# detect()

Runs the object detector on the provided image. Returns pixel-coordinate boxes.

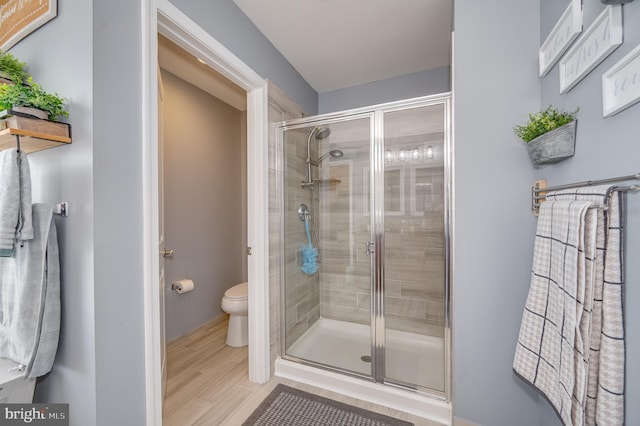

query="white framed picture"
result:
[559,5,623,94]
[539,0,582,77]
[602,44,640,117]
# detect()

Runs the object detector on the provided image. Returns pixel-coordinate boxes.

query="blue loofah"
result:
[301,244,318,275]
[301,218,318,275]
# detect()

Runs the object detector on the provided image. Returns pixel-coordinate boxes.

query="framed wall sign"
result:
[559,5,623,94]
[539,0,583,77]
[0,0,57,51]
[602,44,640,117]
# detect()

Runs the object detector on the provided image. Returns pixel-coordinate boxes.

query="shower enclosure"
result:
[278,94,451,399]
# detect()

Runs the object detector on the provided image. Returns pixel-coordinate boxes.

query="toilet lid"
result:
[224,282,248,300]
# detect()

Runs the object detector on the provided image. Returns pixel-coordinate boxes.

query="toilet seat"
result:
[224,282,247,300]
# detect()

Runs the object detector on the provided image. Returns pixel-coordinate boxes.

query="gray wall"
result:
[20,0,640,425]
[162,70,246,341]
[10,0,97,424]
[318,67,451,114]
[453,0,542,425]
[10,1,318,424]
[169,0,318,115]
[538,2,640,425]
[93,1,148,424]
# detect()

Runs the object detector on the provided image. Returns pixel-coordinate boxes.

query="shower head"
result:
[306,127,333,163]
[305,126,335,180]
[316,149,344,164]
[314,127,331,140]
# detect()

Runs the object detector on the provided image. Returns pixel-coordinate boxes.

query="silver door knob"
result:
[161,249,174,258]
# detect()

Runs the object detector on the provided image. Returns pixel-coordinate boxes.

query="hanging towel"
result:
[0,204,60,378]
[514,185,625,426]
[0,149,33,256]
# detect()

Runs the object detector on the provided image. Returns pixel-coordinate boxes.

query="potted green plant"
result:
[0,51,28,85]
[0,77,68,121]
[514,106,578,165]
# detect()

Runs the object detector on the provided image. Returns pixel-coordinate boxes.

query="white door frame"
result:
[141,1,270,424]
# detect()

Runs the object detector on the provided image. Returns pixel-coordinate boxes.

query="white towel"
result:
[514,185,625,425]
[0,204,60,378]
[0,149,33,256]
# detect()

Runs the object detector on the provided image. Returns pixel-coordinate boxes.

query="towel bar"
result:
[532,172,640,215]
[54,202,68,217]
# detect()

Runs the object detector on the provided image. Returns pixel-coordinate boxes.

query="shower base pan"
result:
[277,318,450,424]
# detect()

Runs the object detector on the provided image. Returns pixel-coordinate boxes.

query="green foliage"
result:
[0,77,68,121]
[514,106,578,143]
[0,51,28,85]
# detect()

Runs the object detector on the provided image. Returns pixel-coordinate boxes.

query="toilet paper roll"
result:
[172,279,194,294]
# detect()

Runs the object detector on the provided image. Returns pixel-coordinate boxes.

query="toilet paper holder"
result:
[171,279,195,294]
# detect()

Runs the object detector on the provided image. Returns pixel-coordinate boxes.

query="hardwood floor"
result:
[163,317,444,425]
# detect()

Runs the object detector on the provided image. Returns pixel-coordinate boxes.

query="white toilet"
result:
[221,282,248,347]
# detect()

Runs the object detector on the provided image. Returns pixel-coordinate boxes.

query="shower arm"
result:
[315,151,332,164]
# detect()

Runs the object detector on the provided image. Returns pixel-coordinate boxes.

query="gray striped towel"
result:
[0,149,33,256]
[514,185,625,425]
[0,204,60,378]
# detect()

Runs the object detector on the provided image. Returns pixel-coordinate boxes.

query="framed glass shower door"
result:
[280,114,375,378]
[380,103,449,392]
[279,94,451,397]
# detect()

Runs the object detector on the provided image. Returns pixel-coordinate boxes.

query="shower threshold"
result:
[275,358,451,424]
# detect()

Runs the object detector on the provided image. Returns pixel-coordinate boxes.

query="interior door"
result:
[158,66,168,399]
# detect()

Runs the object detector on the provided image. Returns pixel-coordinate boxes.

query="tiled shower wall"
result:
[318,117,446,338]
[282,128,320,350]
[268,82,323,372]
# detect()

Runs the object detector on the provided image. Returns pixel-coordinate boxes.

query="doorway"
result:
[158,34,248,342]
[143,2,270,424]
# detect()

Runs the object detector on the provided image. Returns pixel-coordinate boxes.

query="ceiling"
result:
[234,0,452,93]
[158,35,247,111]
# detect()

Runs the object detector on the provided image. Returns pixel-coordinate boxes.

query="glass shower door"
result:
[381,103,448,392]
[279,95,451,396]
[281,115,374,377]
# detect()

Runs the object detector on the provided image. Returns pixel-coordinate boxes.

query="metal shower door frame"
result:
[277,93,452,402]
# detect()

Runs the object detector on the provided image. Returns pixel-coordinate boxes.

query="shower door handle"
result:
[365,242,375,255]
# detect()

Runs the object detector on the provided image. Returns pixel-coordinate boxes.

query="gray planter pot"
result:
[526,120,576,165]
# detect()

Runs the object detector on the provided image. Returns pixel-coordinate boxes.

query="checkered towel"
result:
[514,186,625,426]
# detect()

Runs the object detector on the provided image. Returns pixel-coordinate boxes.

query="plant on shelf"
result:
[0,77,68,121]
[0,51,29,85]
[514,105,579,165]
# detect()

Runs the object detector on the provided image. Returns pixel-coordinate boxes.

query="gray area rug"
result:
[242,384,414,426]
